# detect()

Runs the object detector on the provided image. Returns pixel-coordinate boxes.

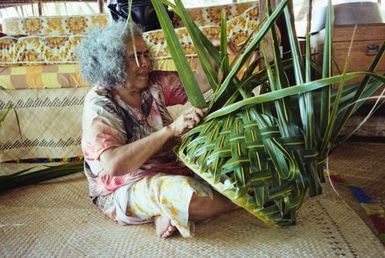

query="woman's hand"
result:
[168,107,208,137]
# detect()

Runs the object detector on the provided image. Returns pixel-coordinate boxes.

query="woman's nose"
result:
[139,55,151,68]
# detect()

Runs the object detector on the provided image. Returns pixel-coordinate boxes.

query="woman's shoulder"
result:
[85,86,115,105]
[84,86,121,116]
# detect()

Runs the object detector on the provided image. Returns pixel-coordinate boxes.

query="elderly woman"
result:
[77,22,236,238]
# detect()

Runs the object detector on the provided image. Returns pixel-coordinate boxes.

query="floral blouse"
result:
[81,71,190,203]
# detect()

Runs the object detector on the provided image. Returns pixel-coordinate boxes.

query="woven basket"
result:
[178,103,325,226]
[154,0,385,228]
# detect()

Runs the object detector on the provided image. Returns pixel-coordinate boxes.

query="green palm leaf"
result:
[153,0,385,226]
[0,162,83,192]
[319,0,333,135]
[151,0,207,108]
[212,0,289,107]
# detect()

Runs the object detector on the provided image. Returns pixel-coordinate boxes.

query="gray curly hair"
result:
[77,22,143,88]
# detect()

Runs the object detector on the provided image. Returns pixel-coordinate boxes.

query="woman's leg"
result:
[188,191,238,221]
[125,174,215,238]
[154,186,237,237]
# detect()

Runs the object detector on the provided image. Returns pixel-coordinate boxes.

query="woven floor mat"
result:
[328,142,385,246]
[329,142,385,199]
[1,167,384,257]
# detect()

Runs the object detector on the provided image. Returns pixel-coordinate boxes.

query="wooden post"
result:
[98,0,104,13]
[38,1,43,16]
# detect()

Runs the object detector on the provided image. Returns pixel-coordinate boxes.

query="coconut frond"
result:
[153,0,385,226]
[152,0,207,108]
[0,161,83,193]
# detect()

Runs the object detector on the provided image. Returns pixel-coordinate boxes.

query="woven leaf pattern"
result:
[153,0,385,227]
[178,105,308,226]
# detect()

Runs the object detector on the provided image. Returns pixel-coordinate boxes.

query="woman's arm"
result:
[99,125,174,176]
[99,106,207,176]
[194,61,212,94]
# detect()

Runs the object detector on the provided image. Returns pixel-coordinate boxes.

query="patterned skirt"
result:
[99,173,213,237]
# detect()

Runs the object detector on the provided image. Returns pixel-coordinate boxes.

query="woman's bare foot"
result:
[154,216,176,238]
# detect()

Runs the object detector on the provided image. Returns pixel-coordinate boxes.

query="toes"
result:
[168,225,176,235]
[161,232,169,238]
[154,216,178,239]
[161,231,170,238]
[161,225,176,239]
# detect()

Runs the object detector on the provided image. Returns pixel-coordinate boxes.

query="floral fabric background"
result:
[1,2,261,70]
[0,35,84,65]
[3,14,109,36]
[1,14,110,66]
[172,1,256,28]
[0,2,264,72]
[143,3,261,71]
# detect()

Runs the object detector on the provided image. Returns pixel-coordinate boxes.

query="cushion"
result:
[0,64,89,90]
[2,14,110,36]
[172,1,258,28]
[0,35,83,65]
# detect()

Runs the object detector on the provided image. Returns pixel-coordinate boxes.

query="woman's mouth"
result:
[137,70,149,77]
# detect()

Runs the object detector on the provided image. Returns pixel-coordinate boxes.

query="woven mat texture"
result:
[329,142,385,200]
[1,161,385,257]
[0,88,87,161]
[329,141,385,242]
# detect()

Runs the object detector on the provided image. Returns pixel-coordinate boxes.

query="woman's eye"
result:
[128,52,150,59]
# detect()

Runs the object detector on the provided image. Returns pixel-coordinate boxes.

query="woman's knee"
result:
[188,192,220,220]
[188,191,237,221]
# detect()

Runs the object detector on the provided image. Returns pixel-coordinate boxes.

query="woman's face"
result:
[125,36,152,91]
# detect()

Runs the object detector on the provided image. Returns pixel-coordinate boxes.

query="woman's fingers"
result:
[184,112,199,125]
[185,119,195,129]
[194,108,206,118]
[191,114,200,124]
[191,107,208,116]
[170,107,209,136]
[184,107,208,123]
